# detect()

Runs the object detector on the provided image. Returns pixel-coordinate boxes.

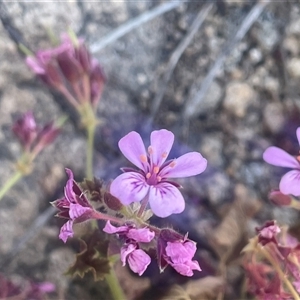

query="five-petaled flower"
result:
[110,129,207,217]
[103,221,155,276]
[263,127,300,196]
[52,169,95,243]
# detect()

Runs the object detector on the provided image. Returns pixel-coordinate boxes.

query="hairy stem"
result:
[86,123,95,180]
[137,196,149,218]
[0,171,23,201]
[105,267,126,300]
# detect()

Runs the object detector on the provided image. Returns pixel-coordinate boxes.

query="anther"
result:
[140,154,147,163]
[146,173,151,179]
[162,152,168,158]
[153,166,159,174]
[157,176,162,182]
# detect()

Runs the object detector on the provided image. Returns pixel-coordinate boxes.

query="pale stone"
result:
[224,81,256,117]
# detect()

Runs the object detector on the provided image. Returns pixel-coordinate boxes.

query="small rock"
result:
[288,18,300,36]
[287,58,300,78]
[188,81,222,116]
[206,172,231,206]
[223,81,257,117]
[249,48,263,64]
[253,18,279,51]
[48,247,75,290]
[283,36,299,56]
[263,102,285,134]
[201,134,223,167]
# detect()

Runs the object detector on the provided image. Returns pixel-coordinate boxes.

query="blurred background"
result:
[0,0,300,299]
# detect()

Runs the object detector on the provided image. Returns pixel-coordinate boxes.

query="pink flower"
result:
[120,244,151,276]
[103,221,155,243]
[103,221,154,275]
[157,229,201,276]
[164,240,201,277]
[263,128,300,196]
[52,169,95,243]
[110,129,207,218]
[256,220,280,246]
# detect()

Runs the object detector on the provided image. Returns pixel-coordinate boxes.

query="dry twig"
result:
[90,0,185,53]
[183,0,270,120]
[150,3,214,123]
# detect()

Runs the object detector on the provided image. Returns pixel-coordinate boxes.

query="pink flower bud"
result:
[269,190,292,206]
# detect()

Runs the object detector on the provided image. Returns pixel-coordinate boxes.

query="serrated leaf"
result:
[79,178,104,203]
[65,229,110,281]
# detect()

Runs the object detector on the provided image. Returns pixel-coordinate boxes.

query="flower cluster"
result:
[244,221,300,299]
[53,129,206,277]
[26,34,105,110]
[12,111,59,157]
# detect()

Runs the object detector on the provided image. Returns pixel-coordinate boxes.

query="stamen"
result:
[153,166,159,174]
[162,152,168,158]
[146,173,151,179]
[140,154,147,162]
[157,176,162,182]
[297,155,300,162]
[148,146,154,155]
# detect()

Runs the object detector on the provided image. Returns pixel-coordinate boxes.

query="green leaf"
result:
[79,177,104,203]
[65,229,110,281]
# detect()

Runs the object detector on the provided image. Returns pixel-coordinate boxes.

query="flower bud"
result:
[269,190,292,206]
[12,112,38,150]
[76,43,91,73]
[57,52,83,83]
[104,191,123,211]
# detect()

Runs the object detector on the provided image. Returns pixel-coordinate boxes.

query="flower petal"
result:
[279,170,300,196]
[118,131,147,171]
[127,249,151,276]
[26,57,45,74]
[110,172,149,205]
[166,241,197,263]
[127,227,155,243]
[103,221,128,234]
[69,203,93,222]
[160,152,207,178]
[150,129,174,166]
[170,260,201,277]
[120,243,136,266]
[64,168,76,203]
[297,128,300,146]
[263,146,299,169]
[59,220,74,243]
[148,183,185,218]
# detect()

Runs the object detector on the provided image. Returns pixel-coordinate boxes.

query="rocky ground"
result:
[0,1,300,299]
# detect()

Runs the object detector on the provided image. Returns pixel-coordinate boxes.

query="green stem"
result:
[105,267,126,300]
[0,171,23,201]
[86,123,95,180]
[259,246,300,300]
